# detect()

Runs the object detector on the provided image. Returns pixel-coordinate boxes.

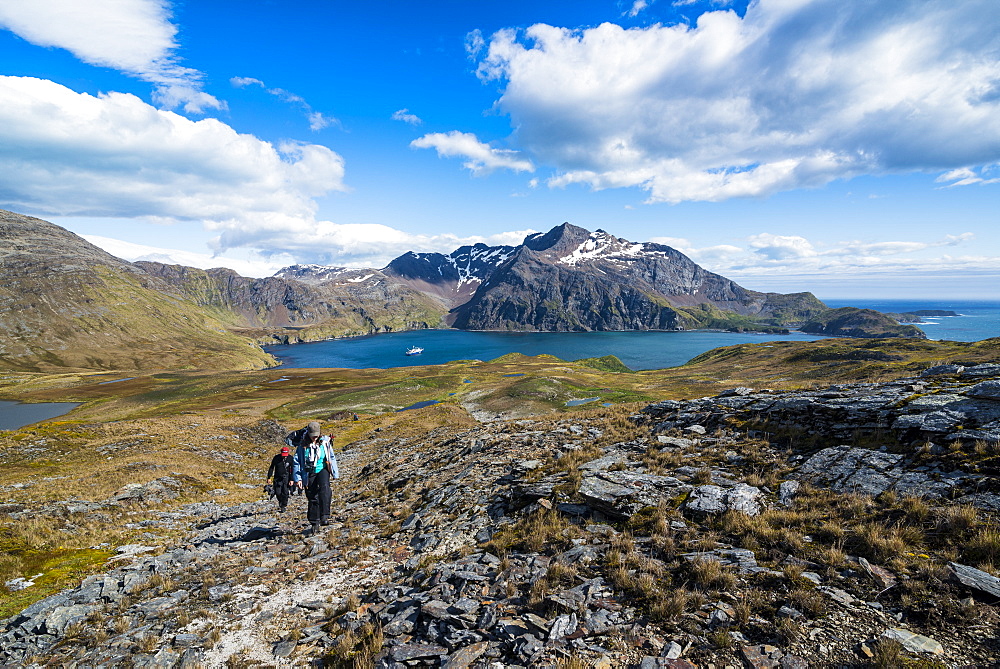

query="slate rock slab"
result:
[43,604,93,635]
[391,643,448,661]
[966,380,1000,400]
[579,454,633,472]
[272,640,296,658]
[882,628,944,655]
[949,562,1000,598]
[793,446,964,499]
[442,641,488,669]
[578,471,691,519]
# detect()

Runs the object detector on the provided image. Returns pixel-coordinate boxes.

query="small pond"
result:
[0,400,80,431]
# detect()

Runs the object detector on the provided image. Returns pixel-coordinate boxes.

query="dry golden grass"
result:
[485,506,580,556]
[650,588,694,622]
[689,556,737,591]
[326,622,383,669]
[965,525,1000,569]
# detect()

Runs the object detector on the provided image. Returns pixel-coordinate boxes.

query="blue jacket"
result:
[286,429,339,483]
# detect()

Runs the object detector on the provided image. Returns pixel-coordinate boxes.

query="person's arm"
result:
[291,448,303,484]
[266,456,277,481]
[286,431,303,485]
[327,437,339,479]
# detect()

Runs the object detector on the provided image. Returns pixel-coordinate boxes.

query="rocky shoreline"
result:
[3,365,1000,667]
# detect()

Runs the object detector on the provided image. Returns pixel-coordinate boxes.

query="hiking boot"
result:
[320,517,330,526]
[278,507,286,513]
[308,523,319,536]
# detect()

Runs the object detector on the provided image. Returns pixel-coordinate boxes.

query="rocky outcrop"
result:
[636,364,1000,510]
[801,307,926,339]
[4,386,999,667]
[639,363,1000,451]
[793,446,968,499]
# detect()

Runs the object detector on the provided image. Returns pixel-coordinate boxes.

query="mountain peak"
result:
[522,222,591,253]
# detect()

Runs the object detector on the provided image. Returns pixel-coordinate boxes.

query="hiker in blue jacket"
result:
[288,421,339,535]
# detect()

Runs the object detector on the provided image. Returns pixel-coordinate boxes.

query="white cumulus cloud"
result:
[477,0,1000,203]
[0,76,347,250]
[411,131,535,174]
[82,234,296,278]
[747,234,818,261]
[0,0,221,113]
[86,225,541,272]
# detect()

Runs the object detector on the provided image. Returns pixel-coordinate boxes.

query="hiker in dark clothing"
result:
[266,445,295,512]
[288,421,339,535]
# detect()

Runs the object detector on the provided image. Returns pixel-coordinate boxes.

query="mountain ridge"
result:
[0,210,276,372]
[0,209,926,372]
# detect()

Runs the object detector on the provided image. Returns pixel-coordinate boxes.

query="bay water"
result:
[266,329,826,371]
[266,300,1000,371]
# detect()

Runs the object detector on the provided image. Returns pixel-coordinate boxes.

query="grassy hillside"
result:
[0,211,275,372]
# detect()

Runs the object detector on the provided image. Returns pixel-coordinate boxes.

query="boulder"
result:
[684,483,764,516]
[578,471,691,519]
[778,480,800,507]
[920,364,964,377]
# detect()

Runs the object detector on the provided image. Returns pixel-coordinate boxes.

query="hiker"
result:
[288,421,339,534]
[266,445,295,512]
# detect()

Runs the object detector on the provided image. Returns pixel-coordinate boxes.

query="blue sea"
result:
[824,299,1000,343]
[266,299,1000,371]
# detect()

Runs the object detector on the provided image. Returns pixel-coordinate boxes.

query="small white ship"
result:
[405,346,424,356]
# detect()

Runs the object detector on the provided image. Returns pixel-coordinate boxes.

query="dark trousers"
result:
[305,468,331,524]
[274,478,290,510]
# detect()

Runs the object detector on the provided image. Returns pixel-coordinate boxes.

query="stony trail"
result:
[3,365,1000,667]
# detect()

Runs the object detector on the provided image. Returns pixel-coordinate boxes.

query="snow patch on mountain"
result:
[558,231,668,266]
[273,264,382,286]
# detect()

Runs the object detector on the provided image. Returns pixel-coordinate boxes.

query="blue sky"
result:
[1,0,998,300]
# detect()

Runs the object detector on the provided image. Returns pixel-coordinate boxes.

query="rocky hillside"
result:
[138,262,447,344]
[383,244,517,310]
[3,364,999,666]
[0,210,275,372]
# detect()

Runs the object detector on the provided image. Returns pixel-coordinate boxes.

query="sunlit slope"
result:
[0,210,275,372]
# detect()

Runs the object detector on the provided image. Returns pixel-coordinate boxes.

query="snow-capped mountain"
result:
[267,222,826,333]
[381,243,517,309]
